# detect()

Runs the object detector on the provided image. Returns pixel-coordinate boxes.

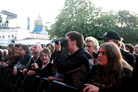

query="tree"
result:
[115,10,138,45]
[92,11,117,38]
[48,0,102,39]
[48,1,138,45]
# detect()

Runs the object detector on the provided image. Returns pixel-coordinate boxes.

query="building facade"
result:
[0,11,51,46]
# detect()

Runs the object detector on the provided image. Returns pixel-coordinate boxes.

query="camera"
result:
[93,52,99,58]
[55,38,68,47]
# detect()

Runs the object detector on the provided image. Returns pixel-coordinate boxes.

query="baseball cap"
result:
[98,31,121,41]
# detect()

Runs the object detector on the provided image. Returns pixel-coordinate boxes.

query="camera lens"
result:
[54,38,68,47]
[55,39,60,45]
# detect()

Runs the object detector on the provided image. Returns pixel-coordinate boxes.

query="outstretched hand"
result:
[83,84,99,92]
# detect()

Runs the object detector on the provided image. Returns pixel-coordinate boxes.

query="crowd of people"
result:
[0,30,138,92]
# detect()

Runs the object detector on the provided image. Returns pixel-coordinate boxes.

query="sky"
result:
[0,0,65,30]
[93,0,138,13]
[0,0,138,30]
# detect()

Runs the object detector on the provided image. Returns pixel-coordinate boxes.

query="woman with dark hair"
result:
[1,44,18,68]
[125,43,135,54]
[83,42,133,92]
[3,44,15,63]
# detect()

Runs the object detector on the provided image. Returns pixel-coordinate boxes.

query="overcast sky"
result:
[93,0,138,12]
[0,0,138,30]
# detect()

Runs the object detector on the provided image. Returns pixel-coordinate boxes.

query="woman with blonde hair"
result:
[24,47,53,92]
[27,47,52,77]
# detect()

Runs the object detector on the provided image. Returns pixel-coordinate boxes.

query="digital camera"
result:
[55,38,68,47]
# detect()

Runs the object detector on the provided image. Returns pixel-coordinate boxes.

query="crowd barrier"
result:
[0,67,82,92]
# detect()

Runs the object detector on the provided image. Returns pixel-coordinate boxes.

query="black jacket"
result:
[120,48,136,68]
[132,54,138,91]
[90,65,132,92]
[56,48,91,89]
[35,63,53,77]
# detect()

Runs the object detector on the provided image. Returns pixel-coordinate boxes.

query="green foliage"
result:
[48,0,102,39]
[48,0,138,45]
[115,10,138,45]
[92,11,117,38]
[2,46,8,49]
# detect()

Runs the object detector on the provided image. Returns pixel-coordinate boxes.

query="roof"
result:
[0,10,17,19]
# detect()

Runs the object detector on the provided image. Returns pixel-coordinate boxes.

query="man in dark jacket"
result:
[55,31,91,90]
[98,30,136,68]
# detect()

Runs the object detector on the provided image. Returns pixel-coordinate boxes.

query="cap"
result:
[98,31,121,41]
